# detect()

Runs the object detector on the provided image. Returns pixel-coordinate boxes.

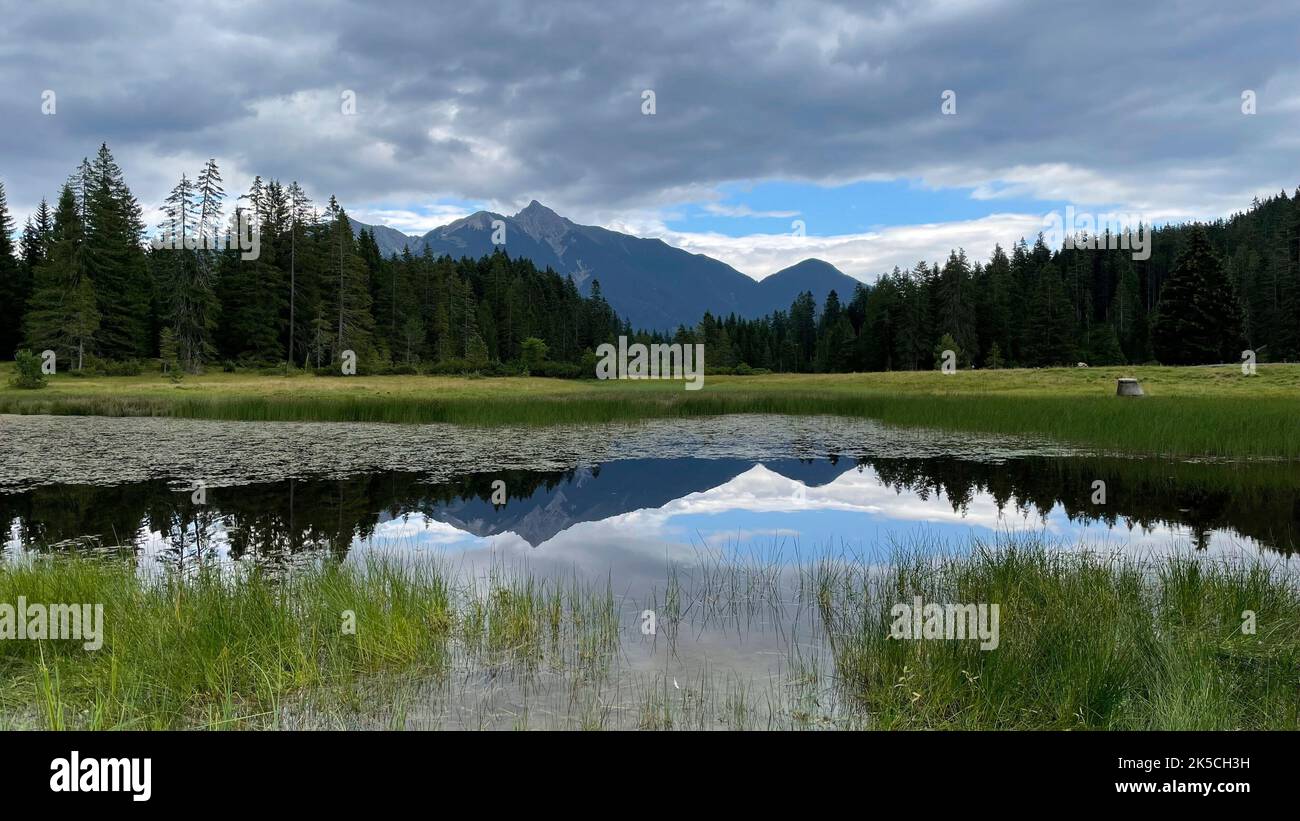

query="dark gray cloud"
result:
[1,0,1296,224]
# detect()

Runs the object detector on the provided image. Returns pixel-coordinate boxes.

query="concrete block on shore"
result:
[1116,378,1144,397]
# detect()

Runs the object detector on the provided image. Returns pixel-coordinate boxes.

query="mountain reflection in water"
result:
[4,453,1297,571]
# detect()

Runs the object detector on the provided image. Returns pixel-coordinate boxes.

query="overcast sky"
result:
[2,0,1298,279]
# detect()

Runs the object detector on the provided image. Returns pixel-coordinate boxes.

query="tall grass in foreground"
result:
[0,541,1296,729]
[814,543,1300,729]
[0,556,614,729]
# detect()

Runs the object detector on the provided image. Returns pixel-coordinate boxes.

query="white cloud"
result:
[351,204,479,235]
[3,0,1297,251]
[700,203,801,219]
[628,212,1048,280]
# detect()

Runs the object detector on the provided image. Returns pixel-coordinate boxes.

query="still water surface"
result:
[2,413,1295,727]
[3,413,1295,566]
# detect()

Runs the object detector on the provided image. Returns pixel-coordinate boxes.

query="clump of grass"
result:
[815,541,1300,729]
[0,555,614,729]
[459,569,619,682]
[0,556,457,728]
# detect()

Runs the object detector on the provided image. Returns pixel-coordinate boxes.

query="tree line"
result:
[669,191,1299,373]
[1,145,1297,375]
[0,145,622,375]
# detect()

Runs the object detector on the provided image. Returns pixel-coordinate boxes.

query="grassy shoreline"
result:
[1,542,1296,730]
[2,363,1299,458]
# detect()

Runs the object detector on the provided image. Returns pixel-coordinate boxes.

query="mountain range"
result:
[350,201,862,329]
[403,458,852,547]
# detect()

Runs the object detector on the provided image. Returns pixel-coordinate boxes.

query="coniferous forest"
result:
[1,145,1297,375]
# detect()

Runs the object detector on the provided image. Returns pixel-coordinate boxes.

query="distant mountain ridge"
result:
[406,458,853,547]
[350,201,862,329]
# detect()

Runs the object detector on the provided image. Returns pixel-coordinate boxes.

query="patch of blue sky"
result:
[668,179,1078,237]
[660,507,1045,559]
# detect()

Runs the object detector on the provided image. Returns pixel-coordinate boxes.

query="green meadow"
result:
[2,362,1298,458]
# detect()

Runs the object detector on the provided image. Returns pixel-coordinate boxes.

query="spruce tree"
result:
[21,198,53,271]
[24,185,98,369]
[154,170,220,371]
[11,203,52,358]
[934,250,978,363]
[1025,263,1076,366]
[85,144,150,359]
[0,180,24,358]
[216,179,285,363]
[326,203,375,364]
[286,181,312,366]
[63,272,101,371]
[788,291,817,371]
[1152,228,1244,365]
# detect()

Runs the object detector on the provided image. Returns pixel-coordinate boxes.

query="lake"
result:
[2,413,1297,728]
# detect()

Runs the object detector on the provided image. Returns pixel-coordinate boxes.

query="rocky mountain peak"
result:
[513,200,572,253]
